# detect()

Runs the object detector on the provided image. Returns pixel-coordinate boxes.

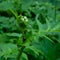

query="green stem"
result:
[17,31,26,60]
[9,9,21,31]
[17,46,25,60]
[17,28,26,60]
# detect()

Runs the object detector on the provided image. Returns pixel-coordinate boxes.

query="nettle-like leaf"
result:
[24,46,39,57]
[6,33,22,37]
[0,1,15,11]
[20,53,28,60]
[0,34,9,43]
[0,43,18,59]
[32,37,56,60]
[0,17,19,32]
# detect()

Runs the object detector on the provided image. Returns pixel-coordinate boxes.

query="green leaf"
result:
[0,43,18,59]
[6,33,22,37]
[0,1,15,11]
[24,46,39,57]
[20,53,28,60]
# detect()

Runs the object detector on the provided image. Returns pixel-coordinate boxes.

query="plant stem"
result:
[17,46,25,60]
[17,31,26,60]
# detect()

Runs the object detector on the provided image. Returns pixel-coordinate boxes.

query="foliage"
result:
[0,0,60,60]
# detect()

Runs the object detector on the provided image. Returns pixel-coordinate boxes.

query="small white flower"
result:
[24,16,27,19]
[24,16,28,22]
[21,18,24,21]
[20,16,28,22]
[25,19,28,22]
